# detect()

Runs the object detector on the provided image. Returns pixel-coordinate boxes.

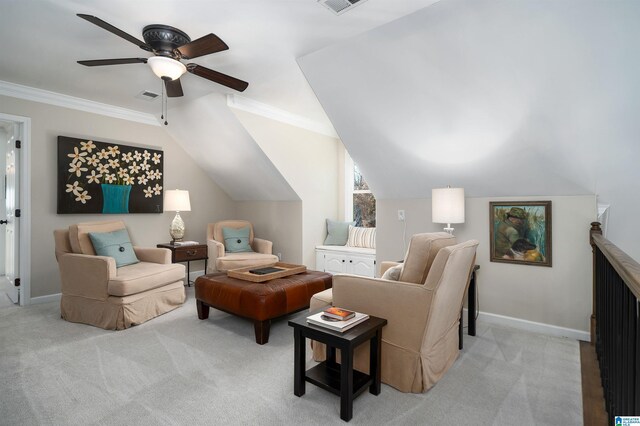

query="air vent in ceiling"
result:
[135,90,159,101]
[318,0,369,15]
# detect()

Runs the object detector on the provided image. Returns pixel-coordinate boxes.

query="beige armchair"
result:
[310,233,479,393]
[206,220,278,273]
[54,220,186,330]
[310,232,457,329]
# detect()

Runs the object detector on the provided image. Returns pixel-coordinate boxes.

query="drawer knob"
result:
[186,250,197,256]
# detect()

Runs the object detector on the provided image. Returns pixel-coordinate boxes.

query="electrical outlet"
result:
[277,253,282,261]
[397,210,405,221]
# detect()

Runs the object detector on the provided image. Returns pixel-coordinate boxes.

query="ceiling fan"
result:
[76,14,248,98]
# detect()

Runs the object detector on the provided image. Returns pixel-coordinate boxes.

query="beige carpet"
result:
[0,287,582,425]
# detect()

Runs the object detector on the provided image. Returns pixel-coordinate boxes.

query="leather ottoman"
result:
[195,271,332,344]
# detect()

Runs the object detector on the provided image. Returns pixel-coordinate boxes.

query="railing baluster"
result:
[636,299,640,414]
[590,223,640,421]
[627,288,636,415]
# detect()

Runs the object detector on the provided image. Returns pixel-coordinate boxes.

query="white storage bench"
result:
[315,245,376,278]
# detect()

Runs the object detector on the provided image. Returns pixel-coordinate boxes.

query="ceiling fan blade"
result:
[176,34,229,60]
[77,58,148,67]
[165,78,184,97]
[77,14,152,52]
[186,64,248,92]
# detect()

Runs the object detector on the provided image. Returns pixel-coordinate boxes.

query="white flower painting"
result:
[58,136,164,214]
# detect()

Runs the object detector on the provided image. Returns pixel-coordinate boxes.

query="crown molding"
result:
[227,94,338,138]
[0,80,160,127]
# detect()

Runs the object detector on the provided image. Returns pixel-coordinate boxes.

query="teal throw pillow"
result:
[324,219,356,245]
[89,229,139,268]
[222,226,254,253]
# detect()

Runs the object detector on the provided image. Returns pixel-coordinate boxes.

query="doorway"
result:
[0,113,31,307]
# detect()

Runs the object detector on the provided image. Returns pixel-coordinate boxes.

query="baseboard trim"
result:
[464,308,590,342]
[30,293,61,305]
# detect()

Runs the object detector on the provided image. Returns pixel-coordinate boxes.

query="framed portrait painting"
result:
[489,201,552,267]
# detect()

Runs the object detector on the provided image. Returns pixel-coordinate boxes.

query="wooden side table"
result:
[157,243,208,286]
[288,310,387,422]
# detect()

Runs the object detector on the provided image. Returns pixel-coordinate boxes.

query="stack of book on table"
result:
[307,307,369,332]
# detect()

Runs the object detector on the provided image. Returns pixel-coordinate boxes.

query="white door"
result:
[5,126,19,303]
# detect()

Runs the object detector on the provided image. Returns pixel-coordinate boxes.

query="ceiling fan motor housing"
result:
[143,24,191,58]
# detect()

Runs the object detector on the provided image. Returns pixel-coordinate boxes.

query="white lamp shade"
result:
[432,187,465,224]
[164,190,191,212]
[147,56,187,80]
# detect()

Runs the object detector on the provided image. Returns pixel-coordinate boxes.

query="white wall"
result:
[163,93,299,202]
[1,95,236,297]
[236,201,303,264]
[337,146,347,221]
[232,110,340,267]
[377,195,595,334]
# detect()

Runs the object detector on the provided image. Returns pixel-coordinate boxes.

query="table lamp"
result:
[164,189,191,243]
[432,186,465,235]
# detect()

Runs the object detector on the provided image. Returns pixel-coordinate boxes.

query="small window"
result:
[353,163,376,227]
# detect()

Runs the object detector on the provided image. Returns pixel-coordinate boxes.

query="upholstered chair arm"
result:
[379,261,401,276]
[134,247,171,264]
[208,239,225,259]
[252,238,273,254]
[333,274,433,352]
[58,254,116,301]
[310,288,334,361]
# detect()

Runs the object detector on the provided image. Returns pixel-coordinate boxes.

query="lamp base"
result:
[170,211,185,243]
[443,224,455,235]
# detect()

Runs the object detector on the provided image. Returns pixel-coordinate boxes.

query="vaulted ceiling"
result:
[299,0,640,200]
[1,0,441,202]
[1,0,438,125]
[298,0,640,257]
[4,0,640,257]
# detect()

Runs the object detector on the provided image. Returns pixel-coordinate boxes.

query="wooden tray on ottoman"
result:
[227,262,307,282]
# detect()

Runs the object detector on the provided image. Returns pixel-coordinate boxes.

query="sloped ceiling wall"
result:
[299,0,640,257]
[163,92,298,201]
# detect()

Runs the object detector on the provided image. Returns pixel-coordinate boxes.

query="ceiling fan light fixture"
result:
[147,56,186,80]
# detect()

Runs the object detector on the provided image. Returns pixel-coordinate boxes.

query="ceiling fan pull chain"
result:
[160,80,165,121]
[164,88,168,126]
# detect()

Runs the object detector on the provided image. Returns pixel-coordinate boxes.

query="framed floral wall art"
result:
[57,136,164,214]
[489,201,552,267]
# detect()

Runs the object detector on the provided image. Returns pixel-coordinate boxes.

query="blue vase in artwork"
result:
[101,184,131,214]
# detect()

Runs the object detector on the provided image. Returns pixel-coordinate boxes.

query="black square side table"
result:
[157,243,208,286]
[288,310,387,422]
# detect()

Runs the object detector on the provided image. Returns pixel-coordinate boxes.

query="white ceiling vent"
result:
[135,90,159,101]
[318,0,369,16]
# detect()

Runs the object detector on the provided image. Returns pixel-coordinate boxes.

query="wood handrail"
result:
[592,233,640,300]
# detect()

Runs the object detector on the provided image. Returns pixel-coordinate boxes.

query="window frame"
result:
[344,151,375,227]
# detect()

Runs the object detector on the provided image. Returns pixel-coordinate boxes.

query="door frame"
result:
[0,113,31,306]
